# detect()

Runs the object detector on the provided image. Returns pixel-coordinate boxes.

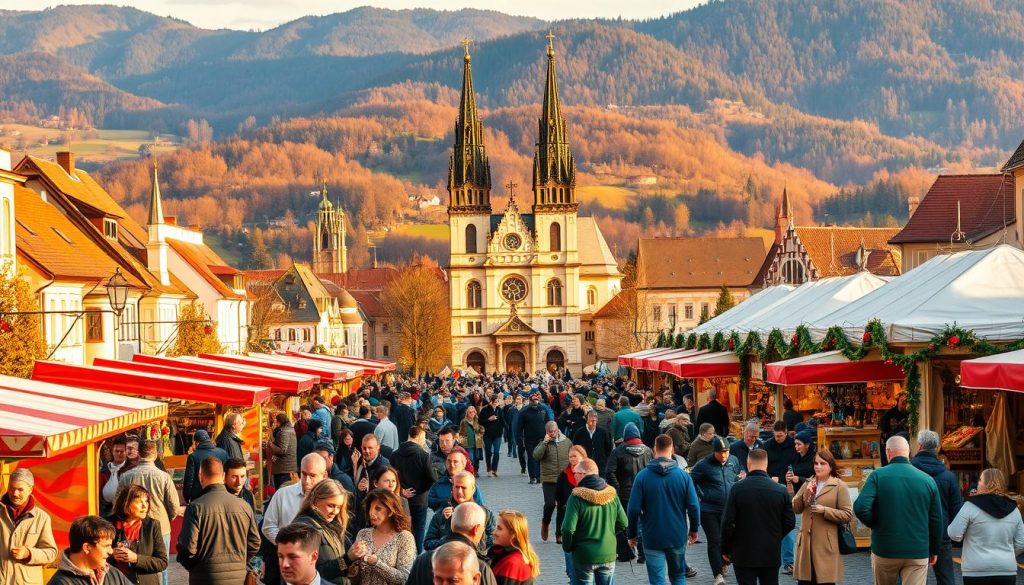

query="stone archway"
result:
[546,348,565,373]
[505,350,526,373]
[466,350,486,374]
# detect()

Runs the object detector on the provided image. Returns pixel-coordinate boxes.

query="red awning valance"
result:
[664,351,739,378]
[285,352,394,374]
[0,374,166,458]
[32,361,272,407]
[129,355,317,393]
[960,350,1024,393]
[648,349,707,372]
[619,348,679,369]
[766,351,905,386]
[201,353,353,382]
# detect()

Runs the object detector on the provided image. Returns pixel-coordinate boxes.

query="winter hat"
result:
[795,430,815,445]
[315,439,336,455]
[712,436,731,452]
[623,422,641,442]
[9,468,33,487]
[193,429,211,442]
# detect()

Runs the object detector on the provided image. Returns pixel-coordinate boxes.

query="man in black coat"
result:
[911,429,963,585]
[764,420,797,485]
[182,430,228,503]
[347,405,378,448]
[513,390,551,483]
[722,448,795,585]
[390,426,438,554]
[391,392,417,442]
[176,458,261,585]
[215,412,246,462]
[695,388,730,438]
[572,411,612,472]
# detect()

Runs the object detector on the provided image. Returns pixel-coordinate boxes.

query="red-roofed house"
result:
[888,174,1017,272]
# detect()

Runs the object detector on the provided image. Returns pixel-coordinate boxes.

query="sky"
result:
[4,1,705,31]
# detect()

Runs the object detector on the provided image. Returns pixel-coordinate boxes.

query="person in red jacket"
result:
[489,510,539,585]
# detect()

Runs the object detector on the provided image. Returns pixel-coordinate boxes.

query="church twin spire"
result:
[447,33,576,214]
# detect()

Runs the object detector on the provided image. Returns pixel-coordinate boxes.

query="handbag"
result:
[837,522,857,555]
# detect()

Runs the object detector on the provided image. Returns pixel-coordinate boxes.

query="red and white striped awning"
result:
[0,374,166,458]
[664,351,740,378]
[960,350,1024,393]
[618,348,680,369]
[99,356,317,394]
[285,351,395,375]
[766,351,905,386]
[649,349,708,373]
[199,353,355,382]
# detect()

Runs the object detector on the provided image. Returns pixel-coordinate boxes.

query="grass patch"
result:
[391,223,449,240]
[0,124,180,163]
[577,185,636,209]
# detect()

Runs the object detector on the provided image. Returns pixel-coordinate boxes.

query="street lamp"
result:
[106,268,130,317]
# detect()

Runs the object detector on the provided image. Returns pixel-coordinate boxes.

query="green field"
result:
[0,124,179,163]
[576,185,637,209]
[391,223,449,240]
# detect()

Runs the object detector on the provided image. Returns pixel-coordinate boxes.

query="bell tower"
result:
[312,183,347,274]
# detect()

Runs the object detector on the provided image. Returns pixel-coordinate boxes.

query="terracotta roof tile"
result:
[793,226,903,277]
[889,174,1014,244]
[320,267,399,291]
[593,289,633,319]
[636,237,766,289]
[348,289,384,318]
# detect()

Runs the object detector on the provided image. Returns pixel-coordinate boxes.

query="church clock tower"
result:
[312,183,347,274]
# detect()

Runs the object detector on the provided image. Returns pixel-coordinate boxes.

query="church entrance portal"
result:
[466,351,486,374]
[505,350,526,373]
[546,349,565,373]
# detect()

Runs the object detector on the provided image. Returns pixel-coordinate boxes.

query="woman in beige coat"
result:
[792,449,854,585]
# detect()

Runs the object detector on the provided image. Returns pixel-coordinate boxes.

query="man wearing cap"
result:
[182,430,229,504]
[313,440,357,494]
[690,436,743,585]
[513,390,551,484]
[1,469,57,585]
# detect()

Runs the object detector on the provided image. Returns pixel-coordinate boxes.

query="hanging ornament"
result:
[791,334,799,345]
[884,358,894,365]
[0,319,10,333]
[203,324,214,336]
[862,331,871,343]
[948,335,960,349]
[727,338,735,350]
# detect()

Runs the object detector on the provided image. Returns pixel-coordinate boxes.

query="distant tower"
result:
[774,187,793,244]
[312,183,347,274]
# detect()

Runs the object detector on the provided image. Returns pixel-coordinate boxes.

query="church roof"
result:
[578,217,619,274]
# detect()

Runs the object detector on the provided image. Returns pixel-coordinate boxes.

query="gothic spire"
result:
[447,40,491,213]
[318,181,333,211]
[148,159,164,226]
[533,32,577,211]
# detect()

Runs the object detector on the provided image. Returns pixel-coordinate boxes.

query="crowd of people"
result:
[1,371,1023,585]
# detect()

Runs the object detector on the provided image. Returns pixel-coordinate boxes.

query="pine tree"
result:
[246,229,273,270]
[0,265,47,377]
[170,302,222,356]
[713,283,736,317]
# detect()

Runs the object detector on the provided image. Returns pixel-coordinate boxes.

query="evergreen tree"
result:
[246,229,273,270]
[0,265,47,377]
[713,283,736,317]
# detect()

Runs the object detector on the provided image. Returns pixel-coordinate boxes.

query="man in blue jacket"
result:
[627,434,700,585]
[910,430,961,585]
[691,436,743,585]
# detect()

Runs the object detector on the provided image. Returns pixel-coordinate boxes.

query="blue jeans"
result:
[525,441,541,480]
[564,552,576,584]
[162,534,171,585]
[469,447,483,474]
[572,560,615,585]
[505,429,516,455]
[409,503,429,554]
[781,513,800,566]
[484,436,502,472]
[644,546,688,585]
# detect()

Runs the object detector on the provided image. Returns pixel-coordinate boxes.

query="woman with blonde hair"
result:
[489,510,540,585]
[948,468,1024,585]
[459,405,484,476]
[292,479,351,584]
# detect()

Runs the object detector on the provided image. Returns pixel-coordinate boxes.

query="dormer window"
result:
[103,218,118,240]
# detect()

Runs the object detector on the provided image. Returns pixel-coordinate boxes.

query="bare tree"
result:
[380,259,450,377]
[595,287,658,359]
[245,275,288,352]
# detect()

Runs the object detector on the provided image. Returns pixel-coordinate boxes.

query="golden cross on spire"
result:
[462,37,472,59]
[546,30,555,55]
[505,179,518,199]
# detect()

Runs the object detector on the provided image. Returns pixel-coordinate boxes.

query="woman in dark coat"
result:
[292,479,351,585]
[106,484,168,585]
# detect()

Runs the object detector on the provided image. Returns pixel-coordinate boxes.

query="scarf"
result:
[563,466,579,487]
[577,474,608,491]
[1,494,33,525]
[624,438,643,447]
[310,509,346,557]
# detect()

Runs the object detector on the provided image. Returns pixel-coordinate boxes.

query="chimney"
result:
[56,151,75,174]
[907,196,921,218]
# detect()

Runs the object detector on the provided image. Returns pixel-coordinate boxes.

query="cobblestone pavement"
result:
[168,451,961,584]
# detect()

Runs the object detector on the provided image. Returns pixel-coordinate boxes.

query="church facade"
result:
[447,39,621,376]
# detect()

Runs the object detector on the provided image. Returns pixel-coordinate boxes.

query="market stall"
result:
[0,374,166,548]
[200,352,360,399]
[958,350,1024,490]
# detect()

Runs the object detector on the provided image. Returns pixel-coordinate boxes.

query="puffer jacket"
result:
[176,484,261,585]
[215,429,244,462]
[665,423,691,458]
[183,439,229,503]
[0,496,57,585]
[268,423,297,474]
[604,442,652,502]
[532,434,572,483]
[911,450,963,541]
[689,453,741,513]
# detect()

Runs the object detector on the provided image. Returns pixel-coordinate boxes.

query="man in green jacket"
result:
[611,396,641,443]
[854,435,943,585]
[532,421,572,542]
[561,458,627,585]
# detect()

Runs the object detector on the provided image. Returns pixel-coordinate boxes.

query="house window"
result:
[85,310,103,342]
[550,222,561,252]
[466,321,482,335]
[684,304,694,320]
[465,224,477,254]
[781,258,807,284]
[668,304,677,327]
[653,305,662,322]
[700,303,710,320]
[274,329,282,341]
[586,287,597,307]
[584,331,595,341]
[103,218,118,240]
[546,279,563,306]
[467,280,482,308]
[383,344,390,357]
[288,328,297,341]
[547,319,563,333]
[303,328,311,342]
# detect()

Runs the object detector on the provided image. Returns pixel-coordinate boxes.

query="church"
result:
[447,37,621,376]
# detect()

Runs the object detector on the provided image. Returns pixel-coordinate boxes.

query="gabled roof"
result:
[793,226,902,277]
[1001,139,1024,173]
[636,237,766,289]
[493,310,539,335]
[578,216,620,275]
[593,289,633,320]
[271,264,336,324]
[167,239,244,300]
[348,289,384,319]
[889,174,1014,244]
[14,185,146,287]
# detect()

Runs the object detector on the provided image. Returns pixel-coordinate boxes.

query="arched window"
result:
[467,280,482,308]
[781,258,807,285]
[465,224,477,254]
[546,279,563,306]
[586,286,597,307]
[550,221,561,252]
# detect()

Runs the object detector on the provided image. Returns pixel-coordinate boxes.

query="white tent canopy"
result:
[727,272,888,337]
[689,284,794,336]
[808,245,1024,343]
